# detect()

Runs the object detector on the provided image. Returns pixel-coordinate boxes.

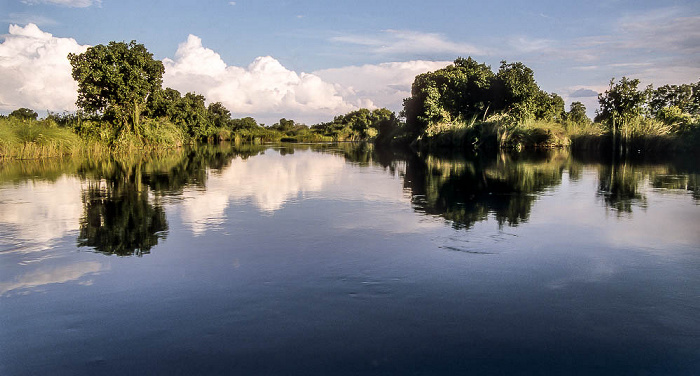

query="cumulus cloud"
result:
[0,23,88,112]
[21,0,100,7]
[163,35,367,124]
[314,60,451,113]
[332,29,488,57]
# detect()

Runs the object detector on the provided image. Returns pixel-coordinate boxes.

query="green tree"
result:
[231,117,259,130]
[595,77,648,136]
[170,92,212,140]
[649,82,699,117]
[68,41,165,136]
[533,91,565,121]
[207,102,232,129]
[9,108,38,121]
[271,118,297,132]
[373,108,400,144]
[146,87,182,119]
[313,108,399,141]
[566,101,590,124]
[493,61,541,120]
[402,57,495,136]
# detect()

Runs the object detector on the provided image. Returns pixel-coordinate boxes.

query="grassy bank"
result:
[0,116,191,160]
[0,117,82,159]
[0,115,336,160]
[411,115,583,151]
[405,114,699,155]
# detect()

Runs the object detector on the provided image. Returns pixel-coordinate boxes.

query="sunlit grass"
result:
[0,118,82,159]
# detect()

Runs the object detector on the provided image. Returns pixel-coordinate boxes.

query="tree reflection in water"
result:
[59,142,699,255]
[76,143,266,256]
[336,144,699,228]
[401,151,568,229]
[78,183,167,256]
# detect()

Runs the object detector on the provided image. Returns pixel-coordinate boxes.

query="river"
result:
[1,143,698,375]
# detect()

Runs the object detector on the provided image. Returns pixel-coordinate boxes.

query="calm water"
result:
[1,143,699,375]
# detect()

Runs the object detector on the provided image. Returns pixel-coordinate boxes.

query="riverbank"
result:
[403,115,700,156]
[2,115,699,160]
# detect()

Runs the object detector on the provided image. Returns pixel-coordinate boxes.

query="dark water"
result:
[1,143,699,375]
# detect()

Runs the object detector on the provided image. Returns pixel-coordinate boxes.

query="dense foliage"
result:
[69,41,165,135]
[311,108,400,142]
[9,108,39,121]
[396,57,698,152]
[401,58,565,140]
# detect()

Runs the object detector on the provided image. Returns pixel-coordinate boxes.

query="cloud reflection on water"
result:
[0,261,104,296]
[178,149,346,234]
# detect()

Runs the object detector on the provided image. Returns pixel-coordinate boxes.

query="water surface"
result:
[1,144,699,375]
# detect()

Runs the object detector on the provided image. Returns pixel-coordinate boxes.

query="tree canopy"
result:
[401,57,562,140]
[9,108,38,121]
[595,77,648,133]
[68,41,164,135]
[312,108,400,141]
[566,101,590,124]
[402,57,495,136]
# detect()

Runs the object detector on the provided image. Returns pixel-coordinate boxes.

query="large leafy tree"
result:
[492,61,541,120]
[533,91,565,121]
[68,41,165,135]
[595,77,648,135]
[648,82,699,117]
[402,57,495,136]
[146,87,182,119]
[171,92,212,140]
[313,108,399,141]
[207,102,232,129]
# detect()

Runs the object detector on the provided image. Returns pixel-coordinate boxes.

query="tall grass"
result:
[0,118,82,159]
[415,115,571,151]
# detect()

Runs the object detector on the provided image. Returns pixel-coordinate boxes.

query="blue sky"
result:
[1,0,699,123]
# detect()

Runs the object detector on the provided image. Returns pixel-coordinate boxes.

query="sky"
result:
[1,0,699,124]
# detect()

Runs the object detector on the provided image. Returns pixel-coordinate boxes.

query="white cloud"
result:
[163,35,366,124]
[314,60,451,113]
[21,0,100,7]
[0,23,88,112]
[332,29,488,57]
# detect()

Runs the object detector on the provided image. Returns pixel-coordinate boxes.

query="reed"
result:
[0,118,82,159]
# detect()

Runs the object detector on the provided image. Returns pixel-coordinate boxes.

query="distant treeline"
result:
[1,41,699,159]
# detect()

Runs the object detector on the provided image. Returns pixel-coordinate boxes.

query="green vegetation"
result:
[311,108,400,142]
[69,41,165,137]
[388,57,699,154]
[0,116,82,159]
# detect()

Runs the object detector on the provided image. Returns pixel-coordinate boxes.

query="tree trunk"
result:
[133,99,141,138]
